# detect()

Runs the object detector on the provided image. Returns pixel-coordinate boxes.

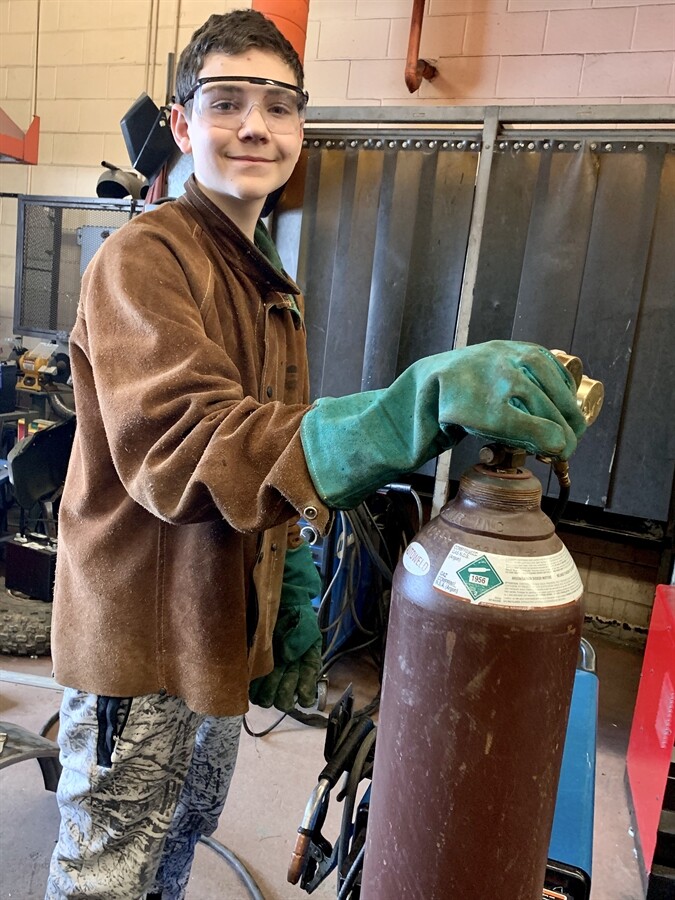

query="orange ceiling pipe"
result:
[405,0,437,93]
[0,109,40,165]
[252,0,310,64]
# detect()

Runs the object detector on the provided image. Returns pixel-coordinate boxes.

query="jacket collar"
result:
[177,176,301,301]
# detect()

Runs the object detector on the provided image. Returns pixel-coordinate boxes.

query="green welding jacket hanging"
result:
[300,341,587,511]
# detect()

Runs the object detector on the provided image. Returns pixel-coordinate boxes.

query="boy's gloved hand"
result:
[300,340,587,510]
[248,643,322,712]
[249,541,323,712]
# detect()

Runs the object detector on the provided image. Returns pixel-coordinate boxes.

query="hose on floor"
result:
[198,835,266,900]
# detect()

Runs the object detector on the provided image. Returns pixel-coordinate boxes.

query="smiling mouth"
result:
[229,156,274,163]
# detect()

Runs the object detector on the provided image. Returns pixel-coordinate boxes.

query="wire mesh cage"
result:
[14,196,139,340]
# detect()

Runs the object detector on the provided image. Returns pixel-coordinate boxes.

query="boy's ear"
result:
[170,105,192,155]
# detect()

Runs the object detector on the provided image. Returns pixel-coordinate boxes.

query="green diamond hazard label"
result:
[433,543,582,607]
[456,556,504,601]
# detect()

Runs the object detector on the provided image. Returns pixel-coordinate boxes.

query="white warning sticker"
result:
[402,541,431,576]
[432,543,582,608]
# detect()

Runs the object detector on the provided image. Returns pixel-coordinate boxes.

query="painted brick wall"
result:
[305,0,675,105]
[0,0,245,341]
[562,533,662,639]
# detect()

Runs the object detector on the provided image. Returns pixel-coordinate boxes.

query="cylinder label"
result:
[402,541,431,576]
[432,543,582,607]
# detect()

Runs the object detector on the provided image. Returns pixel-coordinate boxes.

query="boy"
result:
[47,9,585,899]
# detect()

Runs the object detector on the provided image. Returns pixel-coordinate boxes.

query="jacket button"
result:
[303,506,318,520]
[271,543,278,552]
[266,385,273,398]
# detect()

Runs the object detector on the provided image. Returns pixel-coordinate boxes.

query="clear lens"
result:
[194,80,306,134]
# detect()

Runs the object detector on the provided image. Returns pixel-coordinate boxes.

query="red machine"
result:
[627,584,675,899]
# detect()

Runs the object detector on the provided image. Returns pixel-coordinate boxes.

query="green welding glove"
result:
[300,340,587,510]
[249,543,323,712]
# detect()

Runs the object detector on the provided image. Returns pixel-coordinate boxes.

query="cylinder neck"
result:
[459,464,543,510]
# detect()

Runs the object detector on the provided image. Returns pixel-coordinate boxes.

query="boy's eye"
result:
[267,103,294,117]
[211,99,238,112]
[203,90,240,110]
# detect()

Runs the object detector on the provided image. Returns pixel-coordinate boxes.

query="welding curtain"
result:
[274,139,675,522]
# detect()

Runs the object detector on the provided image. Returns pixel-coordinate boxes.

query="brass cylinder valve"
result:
[479,350,605,524]
[550,349,604,426]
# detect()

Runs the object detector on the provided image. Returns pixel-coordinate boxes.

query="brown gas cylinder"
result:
[360,460,584,900]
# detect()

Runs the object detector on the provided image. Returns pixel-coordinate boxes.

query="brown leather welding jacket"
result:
[52,177,330,716]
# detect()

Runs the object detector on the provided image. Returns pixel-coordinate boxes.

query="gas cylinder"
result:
[360,453,585,900]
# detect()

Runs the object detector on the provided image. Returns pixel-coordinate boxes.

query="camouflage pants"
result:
[46,688,242,899]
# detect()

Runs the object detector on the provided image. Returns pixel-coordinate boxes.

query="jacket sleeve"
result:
[75,213,329,534]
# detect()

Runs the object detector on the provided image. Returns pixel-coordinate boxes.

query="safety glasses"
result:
[180,76,309,135]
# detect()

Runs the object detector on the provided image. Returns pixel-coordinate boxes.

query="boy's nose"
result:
[237,103,271,139]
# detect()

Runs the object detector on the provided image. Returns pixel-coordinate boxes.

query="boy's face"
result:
[171,49,304,220]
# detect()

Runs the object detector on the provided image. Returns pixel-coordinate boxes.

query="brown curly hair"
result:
[175,9,304,105]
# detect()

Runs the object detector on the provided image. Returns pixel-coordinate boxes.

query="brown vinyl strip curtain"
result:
[274,135,675,523]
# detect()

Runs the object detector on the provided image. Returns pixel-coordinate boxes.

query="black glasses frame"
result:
[179,76,309,109]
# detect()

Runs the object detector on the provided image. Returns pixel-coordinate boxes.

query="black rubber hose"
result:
[47,391,75,421]
[319,716,375,789]
[550,482,570,526]
[336,844,366,900]
[550,460,572,526]
[39,710,61,738]
[337,727,377,878]
[242,712,287,738]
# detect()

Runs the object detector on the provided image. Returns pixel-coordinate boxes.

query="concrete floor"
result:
[0,629,645,900]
